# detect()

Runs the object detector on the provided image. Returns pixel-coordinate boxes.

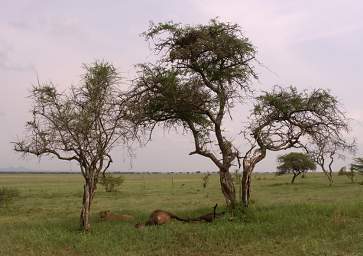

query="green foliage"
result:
[14,61,133,230]
[99,174,125,192]
[245,85,349,185]
[252,87,345,141]
[338,158,363,184]
[351,157,363,173]
[130,19,259,206]
[134,65,211,127]
[144,19,257,84]
[277,152,316,174]
[255,86,337,117]
[339,163,363,183]
[0,187,19,208]
[14,61,130,180]
[130,18,257,142]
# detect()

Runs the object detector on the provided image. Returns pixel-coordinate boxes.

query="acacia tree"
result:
[14,62,133,231]
[349,157,363,182]
[351,157,363,173]
[303,135,355,186]
[128,19,257,207]
[277,152,316,184]
[241,86,350,207]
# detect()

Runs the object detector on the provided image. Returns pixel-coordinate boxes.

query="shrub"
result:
[0,187,19,207]
[338,166,347,176]
[338,166,357,183]
[99,174,125,192]
[201,173,211,189]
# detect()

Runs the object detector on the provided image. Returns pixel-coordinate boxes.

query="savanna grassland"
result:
[1,172,363,256]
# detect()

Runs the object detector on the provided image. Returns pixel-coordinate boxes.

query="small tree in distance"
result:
[14,61,134,231]
[343,157,363,183]
[201,172,211,189]
[277,152,316,184]
[99,174,125,192]
[351,157,363,173]
[303,131,355,186]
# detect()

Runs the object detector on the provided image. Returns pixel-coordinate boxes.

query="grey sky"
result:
[1,0,362,172]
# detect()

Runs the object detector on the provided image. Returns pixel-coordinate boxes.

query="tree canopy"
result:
[14,61,133,231]
[241,86,352,205]
[277,152,316,184]
[128,19,258,207]
[351,157,363,173]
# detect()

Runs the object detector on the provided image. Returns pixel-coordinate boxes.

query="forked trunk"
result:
[219,169,236,208]
[241,147,266,208]
[326,172,333,186]
[80,180,96,231]
[321,166,334,186]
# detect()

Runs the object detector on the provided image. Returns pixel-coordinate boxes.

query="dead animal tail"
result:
[168,212,189,222]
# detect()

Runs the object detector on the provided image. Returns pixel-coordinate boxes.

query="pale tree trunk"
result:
[219,169,236,208]
[241,166,252,207]
[241,147,266,208]
[80,177,96,231]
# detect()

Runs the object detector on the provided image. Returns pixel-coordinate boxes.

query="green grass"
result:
[1,172,363,255]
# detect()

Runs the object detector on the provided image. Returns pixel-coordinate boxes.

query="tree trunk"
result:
[291,173,299,184]
[219,169,236,208]
[80,179,96,231]
[328,174,333,186]
[241,167,252,207]
[241,147,266,208]
[327,171,333,186]
[322,170,334,186]
[321,166,334,186]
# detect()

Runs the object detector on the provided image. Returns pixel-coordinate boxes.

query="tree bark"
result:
[219,169,236,208]
[241,167,252,207]
[80,179,96,231]
[321,166,334,186]
[241,147,266,208]
[327,172,333,186]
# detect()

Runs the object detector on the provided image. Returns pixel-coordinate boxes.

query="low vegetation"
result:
[1,173,363,256]
[99,174,125,192]
[0,186,19,208]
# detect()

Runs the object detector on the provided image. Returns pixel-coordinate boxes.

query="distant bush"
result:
[338,166,347,176]
[0,187,19,207]
[201,173,211,189]
[99,174,125,192]
[338,166,357,183]
[346,170,356,183]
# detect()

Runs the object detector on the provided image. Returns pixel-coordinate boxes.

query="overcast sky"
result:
[1,0,362,172]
